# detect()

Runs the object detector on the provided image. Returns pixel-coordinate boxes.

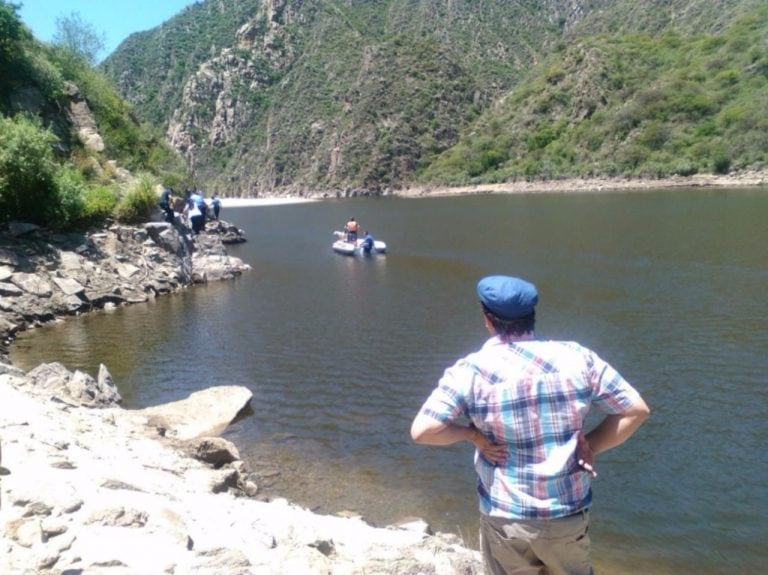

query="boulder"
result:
[24,362,122,407]
[192,437,241,468]
[137,386,253,440]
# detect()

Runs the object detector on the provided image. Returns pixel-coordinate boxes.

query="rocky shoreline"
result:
[0,217,483,574]
[0,218,250,359]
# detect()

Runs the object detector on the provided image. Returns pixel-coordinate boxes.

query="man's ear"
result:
[483,313,495,335]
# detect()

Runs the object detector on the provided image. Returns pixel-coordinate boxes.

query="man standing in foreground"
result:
[411,275,650,575]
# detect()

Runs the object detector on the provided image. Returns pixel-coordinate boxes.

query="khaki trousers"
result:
[480,509,593,575]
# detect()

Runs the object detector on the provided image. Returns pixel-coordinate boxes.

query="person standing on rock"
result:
[211,195,222,220]
[410,275,650,575]
[194,191,208,224]
[159,187,175,223]
[185,190,205,234]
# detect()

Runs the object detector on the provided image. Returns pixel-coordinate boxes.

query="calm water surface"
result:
[11,189,768,574]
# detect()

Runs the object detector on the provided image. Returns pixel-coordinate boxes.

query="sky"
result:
[18,0,198,61]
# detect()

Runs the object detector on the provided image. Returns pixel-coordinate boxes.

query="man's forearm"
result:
[410,415,477,446]
[585,401,650,455]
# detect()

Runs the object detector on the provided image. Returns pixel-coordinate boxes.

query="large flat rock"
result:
[136,385,252,440]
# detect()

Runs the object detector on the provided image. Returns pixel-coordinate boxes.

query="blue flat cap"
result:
[477,275,538,319]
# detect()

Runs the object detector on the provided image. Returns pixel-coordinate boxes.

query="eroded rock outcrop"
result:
[0,219,250,357]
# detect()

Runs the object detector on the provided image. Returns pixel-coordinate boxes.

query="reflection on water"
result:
[10,189,768,575]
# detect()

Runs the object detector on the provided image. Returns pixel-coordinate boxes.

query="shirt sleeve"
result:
[419,359,474,424]
[587,350,643,414]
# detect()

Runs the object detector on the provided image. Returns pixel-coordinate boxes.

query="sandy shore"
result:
[221,197,320,207]
[218,172,768,206]
[395,171,768,197]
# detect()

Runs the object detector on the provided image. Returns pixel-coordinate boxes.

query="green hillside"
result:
[422,6,768,184]
[103,0,264,128]
[102,1,579,195]
[0,1,186,228]
[7,0,767,202]
[101,0,768,196]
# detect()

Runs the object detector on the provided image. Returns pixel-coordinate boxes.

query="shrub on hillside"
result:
[0,115,60,225]
[114,174,158,223]
[52,166,87,228]
[50,168,118,229]
[82,184,118,225]
[712,152,731,174]
[0,1,31,83]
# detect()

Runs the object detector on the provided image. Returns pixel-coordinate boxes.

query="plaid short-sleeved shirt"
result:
[419,336,642,520]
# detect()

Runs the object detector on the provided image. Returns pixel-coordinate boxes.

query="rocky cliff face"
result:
[166,1,298,156]
[166,47,276,157]
[104,0,583,196]
[164,0,317,196]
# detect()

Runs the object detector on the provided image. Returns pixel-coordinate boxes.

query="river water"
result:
[10,188,768,574]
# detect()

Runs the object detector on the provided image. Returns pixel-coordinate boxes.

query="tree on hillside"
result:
[0,1,30,82]
[53,12,105,65]
[0,1,27,51]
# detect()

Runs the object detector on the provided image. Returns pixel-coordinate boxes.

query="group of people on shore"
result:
[158,187,222,234]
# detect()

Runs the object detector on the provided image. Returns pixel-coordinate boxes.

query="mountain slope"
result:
[103,0,588,195]
[422,5,768,184]
[102,0,768,196]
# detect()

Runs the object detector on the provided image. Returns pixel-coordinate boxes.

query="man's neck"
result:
[499,331,535,343]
